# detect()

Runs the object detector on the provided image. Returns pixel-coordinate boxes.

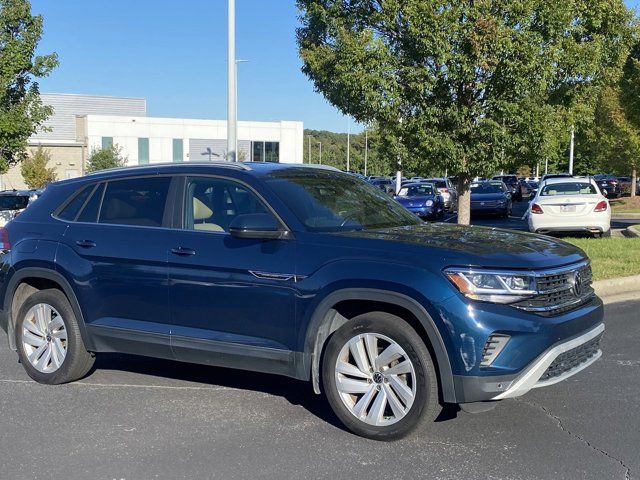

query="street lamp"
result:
[227,0,237,162]
[318,142,322,165]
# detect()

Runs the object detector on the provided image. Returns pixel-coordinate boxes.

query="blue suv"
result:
[0,163,604,440]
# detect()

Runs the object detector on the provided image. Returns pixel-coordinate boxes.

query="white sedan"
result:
[527,177,611,237]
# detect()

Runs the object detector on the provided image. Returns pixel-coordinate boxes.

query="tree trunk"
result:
[457,173,472,225]
[632,166,637,198]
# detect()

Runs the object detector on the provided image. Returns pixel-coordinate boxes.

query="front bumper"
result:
[406,205,441,219]
[453,322,604,403]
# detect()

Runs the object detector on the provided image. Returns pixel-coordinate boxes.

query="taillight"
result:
[0,227,10,251]
[438,188,449,193]
[594,200,608,212]
[531,203,544,214]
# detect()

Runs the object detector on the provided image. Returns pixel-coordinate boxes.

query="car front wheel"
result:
[321,312,440,440]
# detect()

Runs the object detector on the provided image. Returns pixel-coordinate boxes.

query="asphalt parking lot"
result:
[0,295,638,480]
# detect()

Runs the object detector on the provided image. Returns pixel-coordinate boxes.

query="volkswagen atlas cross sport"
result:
[0,162,604,440]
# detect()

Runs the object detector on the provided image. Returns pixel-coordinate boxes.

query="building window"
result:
[138,138,149,165]
[265,142,279,163]
[101,137,113,150]
[251,141,279,163]
[173,139,183,162]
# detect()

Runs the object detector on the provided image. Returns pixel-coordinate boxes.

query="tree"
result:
[297,0,635,224]
[86,145,128,172]
[0,0,58,173]
[619,41,640,196]
[20,145,56,188]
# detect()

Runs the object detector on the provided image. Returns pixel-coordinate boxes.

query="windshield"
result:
[493,176,517,185]
[398,184,434,197]
[471,183,504,194]
[0,195,29,211]
[593,175,615,181]
[541,183,597,196]
[265,169,421,232]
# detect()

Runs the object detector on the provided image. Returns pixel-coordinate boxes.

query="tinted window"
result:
[57,186,93,221]
[426,179,447,188]
[99,177,171,227]
[77,184,105,223]
[471,183,504,194]
[266,169,420,232]
[541,183,597,196]
[0,195,29,211]
[184,177,269,232]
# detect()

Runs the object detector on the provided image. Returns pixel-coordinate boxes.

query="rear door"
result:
[57,175,177,357]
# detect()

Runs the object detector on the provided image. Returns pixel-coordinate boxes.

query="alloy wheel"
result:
[21,303,68,373]
[334,333,417,426]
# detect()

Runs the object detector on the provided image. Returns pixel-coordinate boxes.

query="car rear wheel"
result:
[15,289,94,385]
[321,312,440,440]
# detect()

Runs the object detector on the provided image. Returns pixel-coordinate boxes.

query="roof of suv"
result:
[53,162,340,187]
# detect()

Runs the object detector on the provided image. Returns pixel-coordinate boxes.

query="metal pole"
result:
[318,142,322,165]
[227,0,237,162]
[308,136,311,164]
[346,119,350,172]
[569,126,574,175]
[364,129,368,176]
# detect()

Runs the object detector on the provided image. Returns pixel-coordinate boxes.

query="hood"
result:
[335,223,585,270]
[471,192,507,201]
[395,195,435,206]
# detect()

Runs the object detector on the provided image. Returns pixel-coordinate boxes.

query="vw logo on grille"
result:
[572,270,585,296]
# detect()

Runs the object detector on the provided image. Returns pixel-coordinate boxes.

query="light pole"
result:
[346,118,351,172]
[569,126,575,174]
[318,142,322,165]
[227,0,237,162]
[364,128,368,177]
[308,135,312,163]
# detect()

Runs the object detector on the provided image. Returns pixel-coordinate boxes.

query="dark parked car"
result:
[491,175,523,201]
[0,163,604,440]
[369,178,395,194]
[470,181,513,217]
[394,182,445,220]
[593,174,621,199]
[526,180,539,197]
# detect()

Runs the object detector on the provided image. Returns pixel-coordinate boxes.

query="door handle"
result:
[171,247,196,256]
[76,240,96,248]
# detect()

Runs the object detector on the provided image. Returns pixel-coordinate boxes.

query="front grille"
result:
[471,201,498,207]
[513,263,594,316]
[539,333,603,382]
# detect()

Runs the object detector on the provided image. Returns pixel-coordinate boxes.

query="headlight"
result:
[425,199,434,207]
[498,198,507,205]
[445,268,536,303]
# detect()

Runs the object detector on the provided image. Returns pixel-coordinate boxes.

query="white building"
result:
[1,93,304,190]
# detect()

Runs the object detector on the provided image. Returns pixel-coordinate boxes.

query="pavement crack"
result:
[516,398,632,480]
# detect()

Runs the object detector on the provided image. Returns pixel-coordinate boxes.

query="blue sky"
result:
[31,0,640,133]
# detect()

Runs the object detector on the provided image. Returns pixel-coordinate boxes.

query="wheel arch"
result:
[303,288,455,403]
[3,267,92,352]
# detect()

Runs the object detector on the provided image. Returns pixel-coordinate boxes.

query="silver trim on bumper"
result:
[492,323,604,400]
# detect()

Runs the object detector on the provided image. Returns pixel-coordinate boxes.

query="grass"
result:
[610,196,640,214]
[564,237,640,281]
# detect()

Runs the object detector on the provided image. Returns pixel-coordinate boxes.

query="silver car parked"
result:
[424,178,458,212]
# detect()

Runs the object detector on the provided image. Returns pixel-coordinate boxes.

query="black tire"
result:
[15,289,94,385]
[321,312,440,441]
[595,230,611,238]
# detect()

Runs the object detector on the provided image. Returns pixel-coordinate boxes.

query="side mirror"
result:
[228,213,288,240]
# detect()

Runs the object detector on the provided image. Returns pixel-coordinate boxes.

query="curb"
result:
[625,225,640,238]
[593,274,640,298]
[612,213,640,219]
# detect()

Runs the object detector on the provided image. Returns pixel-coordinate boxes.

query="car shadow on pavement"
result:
[91,353,348,432]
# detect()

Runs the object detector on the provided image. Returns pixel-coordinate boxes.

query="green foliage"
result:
[86,145,128,173]
[297,0,635,222]
[20,145,56,188]
[0,0,58,173]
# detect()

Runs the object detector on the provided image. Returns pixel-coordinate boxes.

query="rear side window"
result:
[57,186,93,221]
[77,184,104,223]
[99,177,171,227]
